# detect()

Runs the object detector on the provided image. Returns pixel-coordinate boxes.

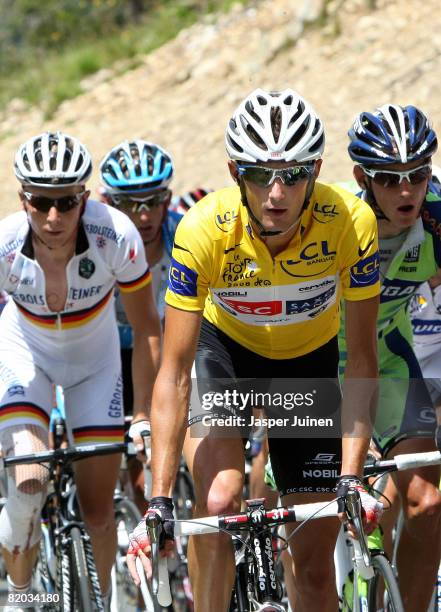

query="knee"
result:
[0,484,46,553]
[82,503,115,535]
[295,559,335,592]
[204,485,242,517]
[404,485,441,524]
[17,477,46,496]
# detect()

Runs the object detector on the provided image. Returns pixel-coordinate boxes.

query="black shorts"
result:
[192,318,342,495]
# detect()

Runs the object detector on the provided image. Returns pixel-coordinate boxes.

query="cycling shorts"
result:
[0,319,124,445]
[373,326,436,455]
[191,318,342,494]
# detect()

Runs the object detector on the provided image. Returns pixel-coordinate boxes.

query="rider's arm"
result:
[341,295,379,477]
[120,282,161,421]
[150,305,202,497]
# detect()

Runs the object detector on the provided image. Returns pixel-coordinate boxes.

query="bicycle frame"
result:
[0,442,125,609]
[337,449,441,612]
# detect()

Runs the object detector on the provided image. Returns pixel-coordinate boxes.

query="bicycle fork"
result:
[244,499,285,611]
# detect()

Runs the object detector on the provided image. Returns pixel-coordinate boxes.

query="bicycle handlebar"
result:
[0,441,126,469]
[146,489,373,605]
[364,450,441,477]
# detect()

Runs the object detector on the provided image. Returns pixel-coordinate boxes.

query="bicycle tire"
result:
[367,553,404,612]
[230,561,249,612]
[170,467,195,611]
[70,526,94,612]
[57,537,73,612]
[173,467,194,521]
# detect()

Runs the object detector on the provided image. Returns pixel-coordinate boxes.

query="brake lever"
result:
[345,488,374,579]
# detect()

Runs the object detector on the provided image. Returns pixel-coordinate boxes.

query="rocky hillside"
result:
[1,0,440,216]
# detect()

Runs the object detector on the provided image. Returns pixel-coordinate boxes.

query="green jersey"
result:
[338,183,441,453]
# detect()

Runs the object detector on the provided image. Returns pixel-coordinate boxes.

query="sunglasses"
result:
[110,191,169,213]
[361,163,432,187]
[236,164,315,187]
[23,191,85,213]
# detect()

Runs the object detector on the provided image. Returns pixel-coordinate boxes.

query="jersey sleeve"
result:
[0,255,9,289]
[339,196,380,301]
[421,192,441,267]
[111,216,151,293]
[165,205,213,312]
[0,213,26,291]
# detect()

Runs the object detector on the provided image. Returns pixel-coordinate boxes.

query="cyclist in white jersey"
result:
[0,132,161,606]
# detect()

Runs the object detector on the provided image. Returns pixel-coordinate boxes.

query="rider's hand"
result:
[146,496,175,548]
[435,425,441,452]
[126,496,175,585]
[126,514,152,585]
[336,475,383,537]
[128,419,151,463]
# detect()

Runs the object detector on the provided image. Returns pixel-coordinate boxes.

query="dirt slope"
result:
[1,0,440,216]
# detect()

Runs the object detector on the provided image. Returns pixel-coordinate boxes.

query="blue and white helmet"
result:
[100,140,173,194]
[348,104,437,166]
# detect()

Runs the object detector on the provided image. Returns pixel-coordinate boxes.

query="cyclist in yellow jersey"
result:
[128,89,382,611]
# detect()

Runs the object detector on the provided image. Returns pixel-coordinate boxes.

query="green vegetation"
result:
[0,0,249,118]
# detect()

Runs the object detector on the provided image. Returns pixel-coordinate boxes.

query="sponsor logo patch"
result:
[168,258,198,297]
[349,252,380,288]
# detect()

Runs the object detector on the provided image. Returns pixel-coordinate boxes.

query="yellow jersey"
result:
[165,183,379,359]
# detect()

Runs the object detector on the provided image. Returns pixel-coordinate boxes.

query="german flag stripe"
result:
[14,287,114,329]
[0,403,49,427]
[60,289,113,327]
[118,269,151,293]
[14,302,58,328]
[73,425,124,443]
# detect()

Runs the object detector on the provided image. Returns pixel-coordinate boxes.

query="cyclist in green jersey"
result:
[340,104,441,612]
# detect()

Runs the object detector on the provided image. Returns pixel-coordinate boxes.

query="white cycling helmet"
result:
[225,88,325,164]
[14,131,92,188]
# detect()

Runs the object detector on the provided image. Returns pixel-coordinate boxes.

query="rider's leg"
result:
[389,436,441,612]
[249,436,299,609]
[74,452,121,595]
[183,429,245,611]
[281,492,339,612]
[269,434,342,612]
[0,424,49,588]
[67,363,124,596]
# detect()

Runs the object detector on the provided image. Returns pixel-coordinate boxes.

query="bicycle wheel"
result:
[171,466,195,611]
[367,553,404,612]
[70,526,95,612]
[56,536,74,612]
[230,563,249,612]
[173,466,194,521]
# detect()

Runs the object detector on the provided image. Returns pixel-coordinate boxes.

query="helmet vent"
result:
[256,95,268,105]
[388,105,400,132]
[286,116,309,152]
[270,107,282,143]
[288,101,304,128]
[311,130,324,154]
[240,116,266,150]
[245,101,264,126]
[226,134,243,153]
